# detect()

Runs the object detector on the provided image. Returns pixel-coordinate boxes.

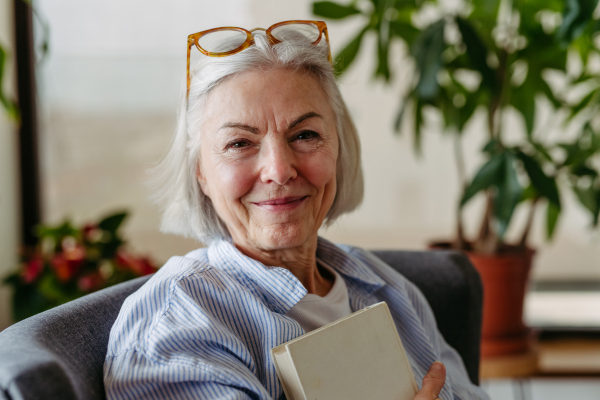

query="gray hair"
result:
[152,31,363,243]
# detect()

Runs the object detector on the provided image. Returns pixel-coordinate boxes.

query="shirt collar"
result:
[207,239,307,314]
[316,237,386,295]
[206,237,386,314]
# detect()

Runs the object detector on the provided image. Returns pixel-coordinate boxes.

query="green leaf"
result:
[531,141,553,163]
[36,221,79,241]
[516,151,561,207]
[574,185,597,213]
[596,189,600,226]
[447,73,483,132]
[538,78,562,109]
[569,89,597,120]
[312,1,362,19]
[394,98,409,132]
[470,0,502,23]
[439,94,460,132]
[468,0,501,47]
[461,153,505,206]
[573,185,600,225]
[334,25,370,76]
[494,152,523,238]
[510,78,536,136]
[414,97,424,154]
[528,46,568,74]
[390,21,420,46]
[457,91,480,132]
[455,17,496,92]
[411,19,446,100]
[557,0,600,45]
[560,141,596,167]
[520,185,537,202]
[0,45,20,122]
[572,164,598,177]
[375,5,392,81]
[482,139,500,155]
[546,201,561,239]
[37,273,69,303]
[98,211,128,234]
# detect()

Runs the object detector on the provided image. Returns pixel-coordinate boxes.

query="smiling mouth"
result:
[253,196,308,207]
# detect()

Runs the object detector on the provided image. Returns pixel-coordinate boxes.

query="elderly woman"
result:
[104,21,488,400]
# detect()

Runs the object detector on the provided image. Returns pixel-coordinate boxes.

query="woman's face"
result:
[197,68,339,252]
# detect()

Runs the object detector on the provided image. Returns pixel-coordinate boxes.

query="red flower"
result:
[22,255,44,284]
[116,250,156,276]
[51,245,86,282]
[138,257,156,276]
[78,272,103,293]
[83,224,103,242]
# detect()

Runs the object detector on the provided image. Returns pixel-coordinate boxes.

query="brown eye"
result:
[227,139,251,149]
[293,130,320,141]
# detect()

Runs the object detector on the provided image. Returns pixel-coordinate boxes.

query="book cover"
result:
[271,302,419,400]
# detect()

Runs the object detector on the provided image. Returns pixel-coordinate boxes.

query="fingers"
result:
[413,361,446,400]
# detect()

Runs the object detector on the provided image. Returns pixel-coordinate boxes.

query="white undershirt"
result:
[285,260,352,333]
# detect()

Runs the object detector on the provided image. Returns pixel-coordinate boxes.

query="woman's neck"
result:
[234,235,334,296]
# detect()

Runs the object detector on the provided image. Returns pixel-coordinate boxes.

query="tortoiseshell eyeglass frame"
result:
[186,20,332,97]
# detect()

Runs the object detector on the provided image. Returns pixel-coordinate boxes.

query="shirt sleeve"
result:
[104,348,266,400]
[104,259,277,400]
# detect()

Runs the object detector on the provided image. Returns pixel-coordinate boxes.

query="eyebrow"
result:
[218,111,323,134]
[218,122,259,134]
[288,111,323,130]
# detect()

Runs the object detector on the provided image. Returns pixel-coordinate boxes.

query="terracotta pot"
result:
[430,242,535,358]
[467,248,535,357]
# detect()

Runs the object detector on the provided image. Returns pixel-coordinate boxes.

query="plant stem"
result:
[475,50,510,253]
[453,133,467,249]
[518,197,539,249]
[488,50,509,140]
[474,191,498,253]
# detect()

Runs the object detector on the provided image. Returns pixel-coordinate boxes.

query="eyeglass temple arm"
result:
[322,27,332,63]
[187,37,194,97]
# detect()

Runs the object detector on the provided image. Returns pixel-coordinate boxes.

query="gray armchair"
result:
[0,249,482,400]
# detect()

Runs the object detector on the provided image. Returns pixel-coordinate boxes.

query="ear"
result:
[196,161,211,198]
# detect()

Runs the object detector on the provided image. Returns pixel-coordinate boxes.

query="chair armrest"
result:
[0,275,151,400]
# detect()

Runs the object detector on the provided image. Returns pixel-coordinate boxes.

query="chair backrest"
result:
[372,250,482,385]
[0,249,481,400]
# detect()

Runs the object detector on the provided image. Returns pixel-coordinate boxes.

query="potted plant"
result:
[313,0,600,357]
[3,211,158,322]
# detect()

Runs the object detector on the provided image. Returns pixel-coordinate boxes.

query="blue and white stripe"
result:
[104,237,489,399]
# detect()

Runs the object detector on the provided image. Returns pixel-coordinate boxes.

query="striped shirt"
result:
[104,237,489,400]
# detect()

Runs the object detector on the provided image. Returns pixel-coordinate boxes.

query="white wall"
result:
[0,0,19,330]
[34,0,600,281]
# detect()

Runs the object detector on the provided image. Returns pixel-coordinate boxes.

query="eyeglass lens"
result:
[270,23,321,44]
[198,30,248,53]
[198,23,322,54]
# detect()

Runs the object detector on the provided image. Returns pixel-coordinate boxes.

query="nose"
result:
[259,139,297,185]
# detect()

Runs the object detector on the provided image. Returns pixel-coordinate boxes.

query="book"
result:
[271,302,419,400]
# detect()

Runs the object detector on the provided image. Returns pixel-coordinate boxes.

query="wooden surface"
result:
[538,339,600,374]
[480,338,600,379]
[481,348,539,379]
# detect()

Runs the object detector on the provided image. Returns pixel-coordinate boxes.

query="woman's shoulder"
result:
[318,239,405,280]
[320,239,424,299]
[106,249,252,355]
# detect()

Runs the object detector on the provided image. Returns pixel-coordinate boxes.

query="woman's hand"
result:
[414,361,446,400]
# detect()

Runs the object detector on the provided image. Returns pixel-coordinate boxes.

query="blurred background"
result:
[1,0,600,397]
